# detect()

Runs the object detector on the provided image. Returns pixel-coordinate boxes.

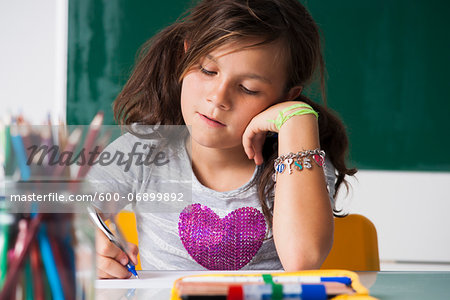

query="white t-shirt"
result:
[87,129,336,270]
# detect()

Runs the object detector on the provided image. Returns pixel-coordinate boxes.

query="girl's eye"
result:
[200,66,217,76]
[199,65,258,95]
[240,85,259,95]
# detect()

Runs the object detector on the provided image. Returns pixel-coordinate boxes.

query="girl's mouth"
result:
[198,113,226,127]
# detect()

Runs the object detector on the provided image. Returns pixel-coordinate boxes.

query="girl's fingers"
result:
[97,255,132,279]
[242,126,257,159]
[251,132,266,165]
[96,228,125,261]
[97,268,114,279]
[243,119,269,164]
[126,242,139,265]
[243,130,267,165]
[96,228,136,278]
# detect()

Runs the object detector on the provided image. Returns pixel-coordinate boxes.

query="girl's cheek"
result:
[183,73,202,94]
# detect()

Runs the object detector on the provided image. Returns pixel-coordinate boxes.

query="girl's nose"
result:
[206,79,232,110]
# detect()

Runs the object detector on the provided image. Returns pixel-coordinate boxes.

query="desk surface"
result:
[96,271,450,300]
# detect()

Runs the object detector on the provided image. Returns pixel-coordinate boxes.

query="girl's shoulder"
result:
[90,124,188,180]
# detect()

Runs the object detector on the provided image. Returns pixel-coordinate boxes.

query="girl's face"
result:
[181,40,292,150]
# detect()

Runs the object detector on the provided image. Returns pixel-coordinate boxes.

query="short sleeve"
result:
[85,133,141,219]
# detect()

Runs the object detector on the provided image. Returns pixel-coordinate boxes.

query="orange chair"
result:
[321,214,380,271]
[113,211,141,270]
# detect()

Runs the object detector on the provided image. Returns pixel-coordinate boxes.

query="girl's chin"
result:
[190,136,226,148]
[189,134,240,150]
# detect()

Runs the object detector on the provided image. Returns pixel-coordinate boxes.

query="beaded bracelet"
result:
[272,149,325,182]
[267,103,318,130]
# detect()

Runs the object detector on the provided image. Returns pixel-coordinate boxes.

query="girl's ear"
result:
[286,85,303,101]
[184,40,190,53]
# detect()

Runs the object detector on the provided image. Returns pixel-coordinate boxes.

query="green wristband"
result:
[267,103,318,130]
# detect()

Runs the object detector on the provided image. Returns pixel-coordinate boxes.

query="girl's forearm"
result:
[272,115,334,271]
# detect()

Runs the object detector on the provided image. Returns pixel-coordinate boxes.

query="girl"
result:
[89,0,356,278]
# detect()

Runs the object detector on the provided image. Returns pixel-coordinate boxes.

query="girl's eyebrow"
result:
[205,54,272,84]
[240,72,272,84]
[205,54,218,63]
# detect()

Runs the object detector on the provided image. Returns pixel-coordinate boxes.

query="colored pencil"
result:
[4,117,15,176]
[58,119,68,151]
[13,219,28,257]
[0,211,12,289]
[76,112,103,179]
[52,128,82,178]
[16,118,34,158]
[24,258,34,300]
[10,121,31,180]
[0,214,43,299]
[30,238,45,300]
[38,222,65,300]
[48,224,75,300]
[40,118,56,176]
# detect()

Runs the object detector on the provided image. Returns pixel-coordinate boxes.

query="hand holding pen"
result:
[88,206,140,279]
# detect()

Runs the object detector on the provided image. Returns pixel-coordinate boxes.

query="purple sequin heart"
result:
[178,203,266,270]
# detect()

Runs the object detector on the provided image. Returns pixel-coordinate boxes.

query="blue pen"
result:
[87,206,139,278]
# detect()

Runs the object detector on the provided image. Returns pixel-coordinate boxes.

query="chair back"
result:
[113,211,141,270]
[321,214,380,271]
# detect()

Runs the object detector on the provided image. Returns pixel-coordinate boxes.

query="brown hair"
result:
[114,0,357,227]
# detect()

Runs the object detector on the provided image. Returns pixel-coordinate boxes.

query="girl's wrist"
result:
[277,114,320,151]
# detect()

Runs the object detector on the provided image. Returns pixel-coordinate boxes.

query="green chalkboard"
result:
[67,0,190,125]
[67,0,450,171]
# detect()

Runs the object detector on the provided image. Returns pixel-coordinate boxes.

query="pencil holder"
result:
[0,115,116,299]
[73,211,97,299]
[0,178,97,299]
[0,208,96,299]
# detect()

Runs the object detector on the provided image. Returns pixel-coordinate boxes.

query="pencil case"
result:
[171,269,378,300]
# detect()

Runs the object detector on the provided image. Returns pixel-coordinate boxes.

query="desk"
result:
[96,271,450,300]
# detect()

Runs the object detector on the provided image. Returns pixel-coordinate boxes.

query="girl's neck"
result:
[185,137,256,192]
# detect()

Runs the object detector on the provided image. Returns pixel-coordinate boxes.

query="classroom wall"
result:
[337,171,450,263]
[0,0,67,124]
[2,0,449,267]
